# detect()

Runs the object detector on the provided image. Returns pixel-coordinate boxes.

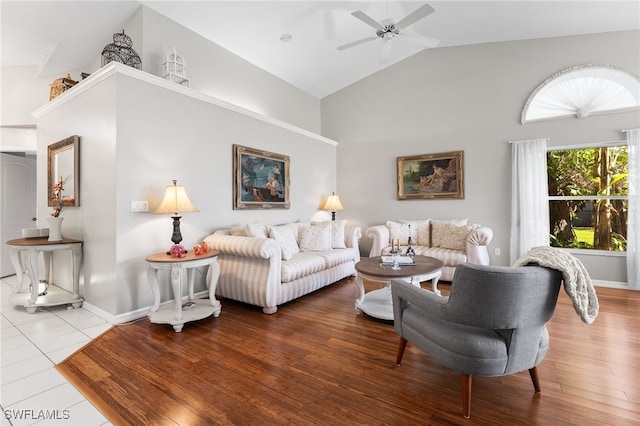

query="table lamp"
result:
[322,192,344,221]
[154,180,199,245]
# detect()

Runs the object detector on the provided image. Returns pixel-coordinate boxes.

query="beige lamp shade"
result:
[323,193,344,211]
[323,192,343,221]
[154,180,199,216]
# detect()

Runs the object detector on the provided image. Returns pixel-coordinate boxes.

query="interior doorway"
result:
[1,152,37,277]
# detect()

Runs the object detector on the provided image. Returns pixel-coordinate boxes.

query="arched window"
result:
[521,64,640,124]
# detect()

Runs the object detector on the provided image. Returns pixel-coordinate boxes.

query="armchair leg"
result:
[395,338,408,365]
[529,366,541,392]
[461,374,472,418]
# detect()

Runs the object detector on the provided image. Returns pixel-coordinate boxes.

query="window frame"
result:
[547,140,628,254]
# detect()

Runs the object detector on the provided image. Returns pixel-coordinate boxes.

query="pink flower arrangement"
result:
[51,176,70,217]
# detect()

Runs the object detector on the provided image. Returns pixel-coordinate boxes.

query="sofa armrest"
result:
[365,225,389,257]
[203,232,281,260]
[466,226,494,265]
[345,223,362,262]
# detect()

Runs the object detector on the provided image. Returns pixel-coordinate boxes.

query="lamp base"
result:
[331,211,336,221]
[171,215,183,245]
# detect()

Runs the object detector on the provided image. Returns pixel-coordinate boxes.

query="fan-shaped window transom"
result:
[521,64,640,124]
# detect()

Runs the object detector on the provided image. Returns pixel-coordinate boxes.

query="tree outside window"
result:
[548,145,628,251]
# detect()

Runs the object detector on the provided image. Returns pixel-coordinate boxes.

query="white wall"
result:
[322,30,640,284]
[34,75,118,315]
[34,64,338,320]
[0,5,319,133]
[136,6,321,134]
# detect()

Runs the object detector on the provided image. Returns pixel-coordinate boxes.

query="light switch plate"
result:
[131,200,149,212]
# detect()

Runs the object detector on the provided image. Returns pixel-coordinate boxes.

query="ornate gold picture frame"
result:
[47,135,79,207]
[397,150,464,200]
[233,144,290,209]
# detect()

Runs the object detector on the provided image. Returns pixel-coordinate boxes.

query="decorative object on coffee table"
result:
[405,224,415,257]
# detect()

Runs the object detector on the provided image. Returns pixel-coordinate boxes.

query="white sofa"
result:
[203,220,361,314]
[365,219,493,281]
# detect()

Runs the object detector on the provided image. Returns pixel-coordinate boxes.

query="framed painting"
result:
[233,144,290,209]
[397,150,464,200]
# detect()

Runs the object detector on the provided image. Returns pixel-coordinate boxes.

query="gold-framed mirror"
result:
[48,135,79,207]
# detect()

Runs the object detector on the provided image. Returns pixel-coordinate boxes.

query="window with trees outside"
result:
[548,144,628,252]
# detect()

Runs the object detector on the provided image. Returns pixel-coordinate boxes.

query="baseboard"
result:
[592,279,629,289]
[82,290,212,324]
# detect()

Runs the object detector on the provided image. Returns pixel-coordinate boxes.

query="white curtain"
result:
[627,129,640,290]
[510,138,550,265]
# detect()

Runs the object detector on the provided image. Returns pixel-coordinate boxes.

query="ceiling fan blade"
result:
[379,41,392,64]
[401,33,440,48]
[396,3,435,29]
[351,10,384,30]
[337,36,378,51]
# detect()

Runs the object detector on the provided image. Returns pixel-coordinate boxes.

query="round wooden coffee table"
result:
[354,255,443,321]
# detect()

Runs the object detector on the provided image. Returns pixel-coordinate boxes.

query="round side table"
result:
[145,249,221,332]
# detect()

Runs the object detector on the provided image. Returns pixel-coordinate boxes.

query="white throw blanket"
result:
[514,246,599,324]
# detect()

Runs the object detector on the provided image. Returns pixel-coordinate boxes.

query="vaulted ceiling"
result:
[2,1,638,98]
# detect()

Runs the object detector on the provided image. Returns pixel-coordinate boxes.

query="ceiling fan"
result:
[337,2,439,63]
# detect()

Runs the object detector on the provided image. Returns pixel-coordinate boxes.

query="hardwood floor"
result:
[57,278,640,425]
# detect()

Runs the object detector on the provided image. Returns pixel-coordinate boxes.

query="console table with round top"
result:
[354,255,443,321]
[5,237,83,313]
[145,249,221,332]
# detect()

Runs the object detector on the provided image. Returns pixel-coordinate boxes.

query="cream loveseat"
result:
[203,220,361,314]
[366,219,493,281]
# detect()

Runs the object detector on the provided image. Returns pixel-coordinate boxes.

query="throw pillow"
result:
[229,225,247,236]
[431,219,469,248]
[313,220,347,249]
[246,222,268,238]
[268,224,300,260]
[298,222,332,251]
[439,224,474,251]
[415,219,430,246]
[386,221,412,245]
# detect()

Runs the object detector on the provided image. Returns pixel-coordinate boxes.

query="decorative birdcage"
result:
[49,74,78,100]
[101,30,142,70]
[162,47,190,87]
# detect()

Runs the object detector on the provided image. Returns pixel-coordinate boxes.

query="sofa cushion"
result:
[440,224,474,250]
[298,222,332,251]
[415,246,467,267]
[246,222,269,238]
[321,247,357,268]
[268,224,300,260]
[387,221,414,245]
[281,252,328,282]
[414,219,430,246]
[431,220,469,248]
[330,220,347,249]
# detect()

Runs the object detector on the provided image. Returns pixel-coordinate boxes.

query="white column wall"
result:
[34,65,337,319]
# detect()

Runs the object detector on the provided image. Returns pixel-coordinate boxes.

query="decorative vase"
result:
[47,217,64,242]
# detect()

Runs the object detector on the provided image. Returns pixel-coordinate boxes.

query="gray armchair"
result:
[391,263,562,418]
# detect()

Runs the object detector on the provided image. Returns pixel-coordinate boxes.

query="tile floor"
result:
[1,275,113,425]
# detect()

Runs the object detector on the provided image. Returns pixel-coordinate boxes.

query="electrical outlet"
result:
[494,248,501,256]
[131,201,149,212]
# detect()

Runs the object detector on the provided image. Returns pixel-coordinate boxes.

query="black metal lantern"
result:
[101,30,141,69]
